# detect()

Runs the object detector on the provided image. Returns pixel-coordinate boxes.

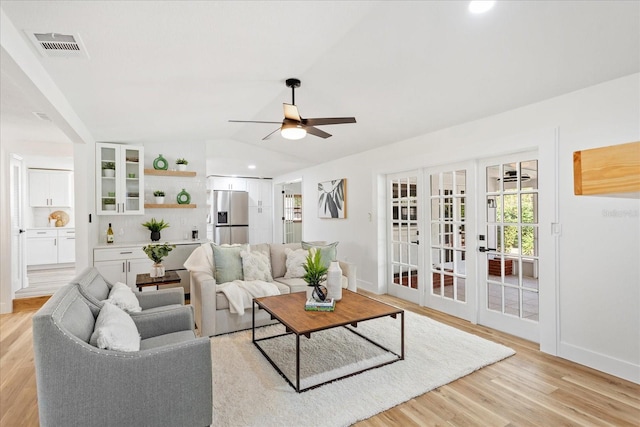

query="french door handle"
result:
[479,246,496,253]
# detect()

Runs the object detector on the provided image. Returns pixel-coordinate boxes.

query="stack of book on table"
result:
[305,298,336,312]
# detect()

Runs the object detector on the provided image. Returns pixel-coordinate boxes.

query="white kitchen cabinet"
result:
[96,143,144,215]
[94,247,152,289]
[26,230,58,265]
[94,243,198,293]
[57,229,76,264]
[249,204,273,244]
[246,178,273,208]
[29,169,72,207]
[209,176,247,191]
[26,228,76,265]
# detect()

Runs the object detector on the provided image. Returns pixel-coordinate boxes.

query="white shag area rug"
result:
[211,310,515,427]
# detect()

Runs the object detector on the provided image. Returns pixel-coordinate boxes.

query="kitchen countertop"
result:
[28,226,75,230]
[94,239,207,249]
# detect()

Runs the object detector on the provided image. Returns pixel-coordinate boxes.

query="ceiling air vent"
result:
[25,31,89,59]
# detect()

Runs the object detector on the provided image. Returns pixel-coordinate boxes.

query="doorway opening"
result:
[276,180,303,244]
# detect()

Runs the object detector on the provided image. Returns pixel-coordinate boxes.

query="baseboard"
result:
[13,295,50,312]
[560,341,640,384]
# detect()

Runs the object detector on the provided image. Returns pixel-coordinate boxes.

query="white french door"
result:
[425,162,476,321]
[387,171,422,304]
[477,153,540,342]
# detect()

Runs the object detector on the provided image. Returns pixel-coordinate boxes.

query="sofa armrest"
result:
[135,288,184,310]
[131,305,195,339]
[190,271,218,337]
[338,260,357,292]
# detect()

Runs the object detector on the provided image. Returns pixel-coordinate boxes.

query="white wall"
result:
[274,74,640,383]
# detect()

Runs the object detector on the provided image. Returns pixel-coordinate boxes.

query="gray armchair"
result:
[32,284,212,427]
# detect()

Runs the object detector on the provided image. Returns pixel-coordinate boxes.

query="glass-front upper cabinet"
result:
[96,143,144,215]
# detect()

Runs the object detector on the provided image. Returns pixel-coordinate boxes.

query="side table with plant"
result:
[142,218,170,241]
[303,248,329,301]
[142,243,176,278]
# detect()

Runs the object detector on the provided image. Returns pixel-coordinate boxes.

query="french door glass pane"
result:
[484,160,539,321]
[430,170,466,303]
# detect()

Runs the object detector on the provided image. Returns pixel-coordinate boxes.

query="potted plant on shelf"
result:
[141,218,170,241]
[142,243,176,278]
[302,248,329,301]
[176,158,188,171]
[104,198,116,210]
[153,190,165,204]
[102,162,116,177]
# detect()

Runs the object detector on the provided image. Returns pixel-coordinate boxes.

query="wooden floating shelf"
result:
[144,168,196,177]
[573,141,640,197]
[144,203,197,209]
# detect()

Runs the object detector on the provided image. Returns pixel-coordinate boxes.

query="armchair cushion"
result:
[89,302,140,352]
[106,282,142,313]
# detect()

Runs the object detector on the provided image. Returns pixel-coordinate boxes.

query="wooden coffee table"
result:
[252,290,404,392]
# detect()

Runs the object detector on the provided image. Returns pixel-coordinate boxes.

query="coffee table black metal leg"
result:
[401,311,405,360]
[296,334,300,392]
[252,300,255,343]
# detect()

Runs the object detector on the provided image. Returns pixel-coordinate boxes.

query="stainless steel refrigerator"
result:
[212,191,249,244]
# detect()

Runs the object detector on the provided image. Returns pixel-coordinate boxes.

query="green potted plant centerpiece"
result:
[102,161,116,177]
[153,190,165,204]
[303,248,329,301]
[142,218,170,241]
[142,243,176,278]
[175,158,188,171]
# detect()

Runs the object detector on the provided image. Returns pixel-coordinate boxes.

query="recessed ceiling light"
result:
[248,165,256,170]
[468,1,496,14]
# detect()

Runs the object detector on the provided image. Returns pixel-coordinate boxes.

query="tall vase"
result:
[327,261,343,301]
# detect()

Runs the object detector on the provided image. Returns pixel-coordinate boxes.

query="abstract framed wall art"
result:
[318,178,346,218]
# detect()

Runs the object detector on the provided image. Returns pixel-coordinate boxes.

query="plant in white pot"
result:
[175,158,188,171]
[142,243,176,278]
[153,190,165,204]
[103,198,116,210]
[102,162,116,177]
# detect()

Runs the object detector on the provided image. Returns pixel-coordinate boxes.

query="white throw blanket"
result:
[216,280,281,315]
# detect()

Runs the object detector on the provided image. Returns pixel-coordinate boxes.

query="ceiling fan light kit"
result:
[229,78,356,140]
[281,122,307,140]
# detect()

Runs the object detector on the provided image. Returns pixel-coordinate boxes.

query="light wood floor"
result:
[1,292,638,426]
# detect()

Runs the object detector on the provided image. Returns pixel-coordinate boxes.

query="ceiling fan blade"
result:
[304,125,332,139]
[303,117,356,126]
[262,127,282,140]
[283,103,301,121]
[229,120,282,124]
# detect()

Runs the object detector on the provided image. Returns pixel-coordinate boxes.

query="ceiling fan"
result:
[229,78,356,140]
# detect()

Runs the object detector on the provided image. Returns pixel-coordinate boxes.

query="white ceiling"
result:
[1,1,638,177]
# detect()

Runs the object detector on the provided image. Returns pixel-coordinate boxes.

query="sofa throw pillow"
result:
[212,243,248,284]
[240,250,273,282]
[301,241,338,268]
[89,302,141,352]
[284,248,308,279]
[105,282,142,313]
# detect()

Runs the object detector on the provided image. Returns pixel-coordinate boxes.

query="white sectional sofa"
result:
[185,242,357,336]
